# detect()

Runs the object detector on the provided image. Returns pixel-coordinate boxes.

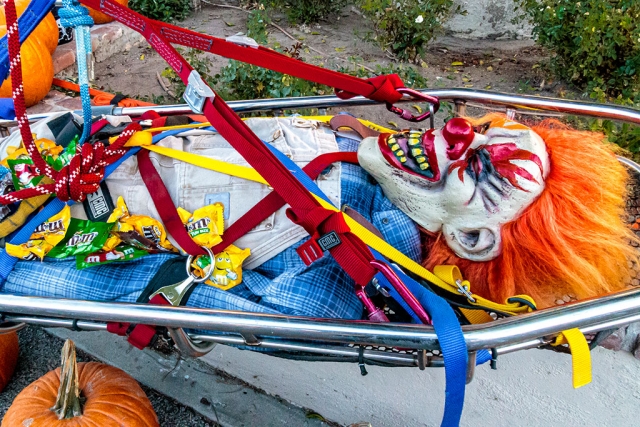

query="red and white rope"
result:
[2,0,136,205]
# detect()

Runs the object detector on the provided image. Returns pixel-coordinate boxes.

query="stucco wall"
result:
[444,0,533,39]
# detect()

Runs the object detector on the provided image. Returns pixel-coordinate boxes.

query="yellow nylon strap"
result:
[128,131,535,316]
[552,328,592,388]
[0,177,53,238]
[141,115,396,135]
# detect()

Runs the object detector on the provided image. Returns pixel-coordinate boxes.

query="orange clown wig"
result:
[423,114,638,308]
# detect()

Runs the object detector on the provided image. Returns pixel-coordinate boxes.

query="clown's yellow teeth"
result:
[399,156,407,163]
[411,148,423,157]
[415,155,427,164]
[419,162,430,171]
[390,143,400,151]
[408,138,420,146]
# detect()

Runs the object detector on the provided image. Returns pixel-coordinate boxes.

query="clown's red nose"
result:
[443,118,475,160]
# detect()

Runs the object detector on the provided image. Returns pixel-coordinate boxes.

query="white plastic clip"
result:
[226,33,259,48]
[183,70,215,114]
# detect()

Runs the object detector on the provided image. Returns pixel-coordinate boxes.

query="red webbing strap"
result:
[86,0,376,287]
[207,152,360,255]
[77,0,404,104]
[107,294,171,350]
[137,149,206,256]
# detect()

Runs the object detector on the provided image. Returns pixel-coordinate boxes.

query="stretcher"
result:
[0,0,640,425]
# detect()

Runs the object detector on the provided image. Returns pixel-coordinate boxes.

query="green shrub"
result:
[357,0,458,61]
[129,0,191,21]
[515,0,640,102]
[265,0,347,24]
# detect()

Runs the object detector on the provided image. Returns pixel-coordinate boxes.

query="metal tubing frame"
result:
[1,288,639,353]
[1,90,640,362]
[2,88,639,128]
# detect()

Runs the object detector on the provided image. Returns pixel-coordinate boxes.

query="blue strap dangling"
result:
[58,0,94,144]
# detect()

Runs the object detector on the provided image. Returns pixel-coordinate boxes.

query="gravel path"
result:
[0,326,218,426]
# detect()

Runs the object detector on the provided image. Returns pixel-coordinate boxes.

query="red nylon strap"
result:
[80,0,377,286]
[334,74,405,103]
[137,149,206,256]
[78,0,404,105]
[107,294,171,349]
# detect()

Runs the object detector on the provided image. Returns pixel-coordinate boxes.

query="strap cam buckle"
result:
[184,70,215,114]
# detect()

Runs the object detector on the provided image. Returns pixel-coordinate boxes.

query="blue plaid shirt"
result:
[0,137,422,320]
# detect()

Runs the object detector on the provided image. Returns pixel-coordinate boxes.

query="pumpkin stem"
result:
[51,339,83,419]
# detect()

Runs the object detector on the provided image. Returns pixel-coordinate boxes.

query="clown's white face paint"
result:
[357,119,550,261]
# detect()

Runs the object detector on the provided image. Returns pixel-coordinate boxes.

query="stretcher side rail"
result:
[1,288,639,355]
[1,89,639,128]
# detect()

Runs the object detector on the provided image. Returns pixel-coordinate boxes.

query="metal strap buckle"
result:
[183,70,215,114]
[226,33,259,48]
[455,279,476,303]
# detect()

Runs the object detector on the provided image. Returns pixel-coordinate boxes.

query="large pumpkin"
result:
[0,331,19,392]
[0,29,53,108]
[87,0,128,24]
[2,340,159,427]
[0,0,58,54]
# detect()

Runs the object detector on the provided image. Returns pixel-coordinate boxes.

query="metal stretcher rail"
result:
[2,89,639,127]
[1,288,639,353]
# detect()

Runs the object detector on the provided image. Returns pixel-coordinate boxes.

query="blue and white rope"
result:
[58,0,94,144]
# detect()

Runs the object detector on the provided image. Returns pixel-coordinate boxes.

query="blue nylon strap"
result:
[262,144,470,427]
[59,0,94,144]
[0,0,56,83]
[0,98,16,120]
[371,249,468,427]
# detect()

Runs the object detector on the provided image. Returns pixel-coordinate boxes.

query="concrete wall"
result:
[444,0,533,39]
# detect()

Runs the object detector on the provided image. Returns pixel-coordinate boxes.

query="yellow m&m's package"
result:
[190,245,251,291]
[6,205,71,260]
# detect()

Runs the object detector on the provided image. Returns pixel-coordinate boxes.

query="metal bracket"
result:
[167,327,216,358]
[455,279,476,303]
[226,33,259,48]
[183,70,215,114]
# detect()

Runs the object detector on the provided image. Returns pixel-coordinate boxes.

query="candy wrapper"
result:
[190,245,251,291]
[177,204,225,248]
[76,245,149,270]
[5,205,71,260]
[0,167,15,222]
[47,218,113,258]
[107,197,176,253]
[7,157,43,190]
[47,136,78,171]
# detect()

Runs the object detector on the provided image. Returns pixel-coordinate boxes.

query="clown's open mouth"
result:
[378,130,441,182]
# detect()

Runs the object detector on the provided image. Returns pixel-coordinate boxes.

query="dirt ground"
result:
[91,2,566,127]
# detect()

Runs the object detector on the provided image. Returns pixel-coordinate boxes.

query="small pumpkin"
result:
[2,339,159,427]
[0,0,58,53]
[0,331,19,392]
[87,0,128,24]
[0,29,54,108]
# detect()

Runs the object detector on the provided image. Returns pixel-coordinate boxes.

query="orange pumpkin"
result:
[0,331,19,393]
[2,340,159,427]
[87,0,128,24]
[0,0,58,53]
[0,28,53,108]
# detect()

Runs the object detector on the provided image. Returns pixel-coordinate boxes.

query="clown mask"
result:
[357,117,550,262]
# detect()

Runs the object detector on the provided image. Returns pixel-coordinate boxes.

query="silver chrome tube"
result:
[2,89,639,127]
[1,289,639,351]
